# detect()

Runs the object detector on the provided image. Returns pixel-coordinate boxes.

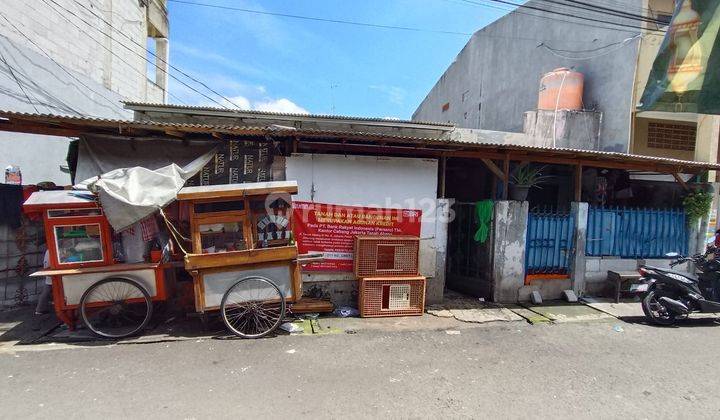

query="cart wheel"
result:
[80,277,153,339]
[221,276,286,339]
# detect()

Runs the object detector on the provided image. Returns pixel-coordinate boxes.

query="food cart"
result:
[24,181,304,339]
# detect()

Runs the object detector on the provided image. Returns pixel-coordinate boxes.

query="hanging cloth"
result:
[473,200,494,243]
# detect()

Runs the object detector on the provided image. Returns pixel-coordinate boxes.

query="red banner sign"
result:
[292,201,422,272]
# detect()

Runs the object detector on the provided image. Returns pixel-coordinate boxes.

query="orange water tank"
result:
[538,68,584,111]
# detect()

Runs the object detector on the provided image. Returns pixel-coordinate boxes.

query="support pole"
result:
[439,155,447,198]
[502,154,510,200]
[574,164,583,202]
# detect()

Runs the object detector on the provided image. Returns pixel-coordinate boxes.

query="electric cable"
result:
[44,0,230,109]
[0,11,124,116]
[0,48,40,113]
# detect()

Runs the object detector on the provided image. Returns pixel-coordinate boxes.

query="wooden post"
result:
[574,164,583,202]
[502,154,510,200]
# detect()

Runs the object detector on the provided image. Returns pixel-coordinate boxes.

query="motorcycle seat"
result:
[643,265,698,282]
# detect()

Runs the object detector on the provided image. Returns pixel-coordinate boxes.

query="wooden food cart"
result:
[176,180,301,338]
[24,190,167,338]
[24,181,304,339]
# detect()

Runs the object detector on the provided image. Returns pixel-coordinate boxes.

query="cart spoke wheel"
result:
[221,276,285,339]
[80,277,153,339]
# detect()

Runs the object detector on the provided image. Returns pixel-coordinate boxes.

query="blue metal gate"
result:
[586,207,688,258]
[525,209,575,274]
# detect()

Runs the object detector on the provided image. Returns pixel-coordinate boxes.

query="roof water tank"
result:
[538,68,584,111]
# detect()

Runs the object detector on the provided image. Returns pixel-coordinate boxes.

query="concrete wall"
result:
[285,154,449,304]
[413,0,643,152]
[492,201,528,303]
[0,0,169,185]
[523,110,602,150]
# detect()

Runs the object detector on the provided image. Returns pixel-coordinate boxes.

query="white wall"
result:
[286,154,445,285]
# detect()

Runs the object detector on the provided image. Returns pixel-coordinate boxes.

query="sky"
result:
[166,0,513,119]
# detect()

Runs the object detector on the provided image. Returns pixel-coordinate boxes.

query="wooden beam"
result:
[502,154,510,200]
[164,129,185,138]
[672,173,690,191]
[574,164,583,202]
[481,158,506,181]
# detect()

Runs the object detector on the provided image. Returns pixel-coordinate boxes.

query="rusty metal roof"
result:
[0,110,717,172]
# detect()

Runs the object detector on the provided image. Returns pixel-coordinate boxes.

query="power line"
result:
[0,48,40,113]
[66,0,250,110]
[540,34,640,60]
[454,0,644,35]
[167,0,473,36]
[465,0,664,33]
[44,0,231,109]
[537,0,666,25]
[0,11,123,116]
[42,0,187,106]
[562,0,666,24]
[43,0,182,106]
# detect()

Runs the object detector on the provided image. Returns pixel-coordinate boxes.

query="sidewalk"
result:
[2,296,717,352]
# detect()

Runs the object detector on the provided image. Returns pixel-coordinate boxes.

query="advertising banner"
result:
[292,201,422,271]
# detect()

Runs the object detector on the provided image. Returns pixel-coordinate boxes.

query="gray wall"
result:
[413,0,643,152]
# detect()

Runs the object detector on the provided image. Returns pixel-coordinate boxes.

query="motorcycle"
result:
[636,249,720,325]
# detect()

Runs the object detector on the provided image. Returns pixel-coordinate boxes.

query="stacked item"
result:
[353,236,425,317]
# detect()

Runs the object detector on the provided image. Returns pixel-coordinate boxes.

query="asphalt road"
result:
[2,318,720,419]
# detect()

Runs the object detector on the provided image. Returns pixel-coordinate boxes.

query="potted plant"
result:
[509,165,550,201]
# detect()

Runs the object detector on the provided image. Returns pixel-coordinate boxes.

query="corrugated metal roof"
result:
[123,101,455,127]
[1,110,718,171]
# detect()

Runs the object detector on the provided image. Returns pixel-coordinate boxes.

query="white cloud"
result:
[217,95,251,110]
[254,98,309,114]
[200,95,308,114]
[369,85,407,106]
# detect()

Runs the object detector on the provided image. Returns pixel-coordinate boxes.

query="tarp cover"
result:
[81,148,216,231]
[76,136,218,183]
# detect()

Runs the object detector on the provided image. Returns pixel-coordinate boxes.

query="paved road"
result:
[2,317,720,419]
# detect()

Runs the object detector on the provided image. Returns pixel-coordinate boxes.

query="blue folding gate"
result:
[525,209,575,274]
[586,207,688,258]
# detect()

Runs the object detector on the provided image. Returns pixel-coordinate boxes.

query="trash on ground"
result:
[613,325,624,333]
[279,322,304,333]
[286,349,296,354]
[334,306,360,317]
[445,330,461,335]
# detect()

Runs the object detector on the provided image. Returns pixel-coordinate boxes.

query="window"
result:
[199,222,246,253]
[647,122,697,151]
[54,224,104,264]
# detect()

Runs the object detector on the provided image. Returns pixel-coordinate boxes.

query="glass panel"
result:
[48,208,102,218]
[54,224,104,264]
[194,200,244,214]
[252,197,292,248]
[199,222,246,253]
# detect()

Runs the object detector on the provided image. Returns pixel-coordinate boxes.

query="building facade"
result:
[413,0,720,168]
[0,0,170,185]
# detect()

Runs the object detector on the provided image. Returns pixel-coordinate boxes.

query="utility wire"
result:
[44,0,230,109]
[67,0,248,109]
[167,0,473,36]
[0,48,40,113]
[42,0,187,106]
[539,34,640,60]
[536,0,665,26]
[558,0,667,25]
[454,0,646,34]
[0,11,122,116]
[465,0,665,33]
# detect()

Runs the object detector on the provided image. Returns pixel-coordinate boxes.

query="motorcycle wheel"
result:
[641,290,678,326]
